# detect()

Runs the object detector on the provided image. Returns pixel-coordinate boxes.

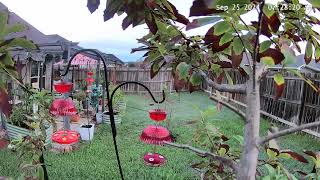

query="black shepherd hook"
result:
[110,81,165,137]
[61,49,166,180]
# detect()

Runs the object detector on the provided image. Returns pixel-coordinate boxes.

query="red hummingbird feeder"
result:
[149,109,167,122]
[140,125,172,145]
[54,82,73,93]
[50,98,77,116]
[51,130,80,144]
[87,71,94,76]
[143,152,166,167]
[86,77,94,85]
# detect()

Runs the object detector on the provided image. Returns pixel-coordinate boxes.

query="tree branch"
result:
[252,2,265,89]
[210,95,246,119]
[259,121,320,145]
[199,70,246,94]
[257,65,268,81]
[164,141,239,173]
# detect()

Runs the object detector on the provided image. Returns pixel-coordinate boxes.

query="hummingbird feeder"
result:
[149,109,167,122]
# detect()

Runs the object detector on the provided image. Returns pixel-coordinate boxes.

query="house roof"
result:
[0,3,51,44]
[0,2,124,65]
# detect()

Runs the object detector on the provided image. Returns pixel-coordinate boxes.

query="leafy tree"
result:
[87,0,320,179]
[0,10,37,117]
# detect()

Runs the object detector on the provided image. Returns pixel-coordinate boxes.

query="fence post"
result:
[135,69,139,94]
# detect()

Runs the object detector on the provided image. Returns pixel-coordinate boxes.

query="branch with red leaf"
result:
[164,141,239,173]
[199,70,246,94]
[259,121,320,145]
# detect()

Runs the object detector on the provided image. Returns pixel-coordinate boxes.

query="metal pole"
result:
[39,153,49,180]
[61,49,166,180]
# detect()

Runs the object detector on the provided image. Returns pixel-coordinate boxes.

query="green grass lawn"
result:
[1,92,320,179]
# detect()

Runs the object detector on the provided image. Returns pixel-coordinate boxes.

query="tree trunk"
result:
[238,77,260,179]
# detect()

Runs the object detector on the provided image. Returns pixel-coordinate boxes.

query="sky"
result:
[1,0,194,62]
[1,0,319,62]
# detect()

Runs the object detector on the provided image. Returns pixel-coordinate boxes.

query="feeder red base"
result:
[143,153,166,167]
[140,125,172,145]
[52,130,80,144]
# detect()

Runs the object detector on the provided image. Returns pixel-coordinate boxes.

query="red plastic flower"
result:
[50,98,77,116]
[140,125,172,145]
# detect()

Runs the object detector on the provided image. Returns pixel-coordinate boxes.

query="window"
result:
[30,61,46,89]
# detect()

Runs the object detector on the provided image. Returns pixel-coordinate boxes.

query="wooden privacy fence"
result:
[203,70,320,137]
[112,68,173,93]
[71,66,320,136]
[71,67,175,94]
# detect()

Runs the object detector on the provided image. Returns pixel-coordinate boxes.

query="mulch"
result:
[0,138,8,150]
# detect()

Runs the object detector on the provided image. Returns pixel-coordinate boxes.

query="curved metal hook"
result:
[59,49,124,180]
[110,81,166,105]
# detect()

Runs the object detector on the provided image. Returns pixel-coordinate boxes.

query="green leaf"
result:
[282,46,296,66]
[0,11,8,38]
[265,164,276,176]
[307,0,320,8]
[162,0,174,14]
[305,40,313,64]
[6,37,37,50]
[1,53,14,66]
[262,57,275,66]
[263,4,275,18]
[232,37,243,55]
[224,71,233,85]
[274,73,284,85]
[144,50,161,63]
[38,165,45,180]
[315,48,320,63]
[218,147,227,156]
[214,21,232,36]
[190,72,203,86]
[176,62,191,81]
[156,20,167,33]
[186,17,222,31]
[279,151,308,163]
[259,40,272,53]
[219,32,234,46]
[267,148,279,159]
[284,22,296,30]
[5,23,26,35]
[232,135,244,145]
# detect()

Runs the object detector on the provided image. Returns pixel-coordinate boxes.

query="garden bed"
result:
[6,123,52,146]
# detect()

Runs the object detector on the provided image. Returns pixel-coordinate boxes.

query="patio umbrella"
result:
[50,98,77,116]
[149,109,167,122]
[143,152,166,167]
[52,130,80,144]
[140,125,172,145]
